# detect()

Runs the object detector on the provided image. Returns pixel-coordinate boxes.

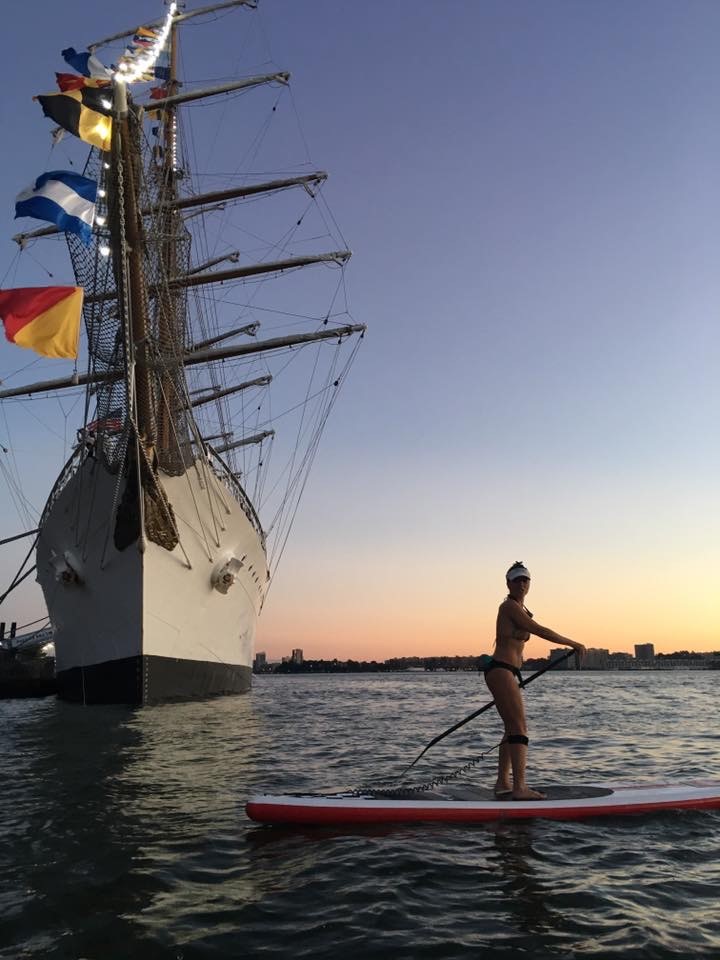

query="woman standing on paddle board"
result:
[484,562,585,801]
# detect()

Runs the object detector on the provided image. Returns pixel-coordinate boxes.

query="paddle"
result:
[401,647,578,777]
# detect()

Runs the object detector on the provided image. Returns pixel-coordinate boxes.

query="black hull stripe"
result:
[56,655,251,704]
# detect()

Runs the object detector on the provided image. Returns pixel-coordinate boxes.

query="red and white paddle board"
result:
[246,780,720,826]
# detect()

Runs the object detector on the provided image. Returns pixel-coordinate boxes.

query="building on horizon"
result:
[291,648,304,665]
[583,648,610,670]
[634,643,655,662]
[549,648,572,668]
[253,652,267,673]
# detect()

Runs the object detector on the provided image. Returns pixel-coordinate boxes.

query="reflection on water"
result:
[486,822,564,939]
[1,672,720,959]
[1,697,263,958]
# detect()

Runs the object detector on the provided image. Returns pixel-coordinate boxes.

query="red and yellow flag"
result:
[0,286,83,359]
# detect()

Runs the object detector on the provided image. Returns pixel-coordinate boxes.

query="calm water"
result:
[1,671,719,959]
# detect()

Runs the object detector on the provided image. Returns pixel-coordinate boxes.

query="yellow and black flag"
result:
[34,86,112,152]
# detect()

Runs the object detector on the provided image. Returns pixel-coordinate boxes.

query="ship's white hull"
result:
[36,453,267,704]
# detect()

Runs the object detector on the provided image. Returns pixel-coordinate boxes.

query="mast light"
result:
[114,2,177,85]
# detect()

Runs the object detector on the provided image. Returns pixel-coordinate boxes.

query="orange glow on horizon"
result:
[254,521,720,662]
[257,608,719,663]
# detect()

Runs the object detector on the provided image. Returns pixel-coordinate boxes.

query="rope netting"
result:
[65,105,194,476]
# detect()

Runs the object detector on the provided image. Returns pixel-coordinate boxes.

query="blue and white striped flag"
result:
[15,171,98,245]
[61,47,112,80]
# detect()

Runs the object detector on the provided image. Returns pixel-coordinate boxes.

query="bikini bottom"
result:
[483,658,522,683]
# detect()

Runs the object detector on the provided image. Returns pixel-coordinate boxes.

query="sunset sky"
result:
[1,1,718,661]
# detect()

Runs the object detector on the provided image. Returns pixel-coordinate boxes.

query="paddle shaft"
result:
[403,647,577,775]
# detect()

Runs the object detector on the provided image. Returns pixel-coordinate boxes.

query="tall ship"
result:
[0,1,364,704]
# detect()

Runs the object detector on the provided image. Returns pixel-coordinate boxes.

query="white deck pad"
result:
[246,780,720,826]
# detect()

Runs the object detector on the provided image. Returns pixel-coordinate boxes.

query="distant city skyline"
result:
[255,642,718,670]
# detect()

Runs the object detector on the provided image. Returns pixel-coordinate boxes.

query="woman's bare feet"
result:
[511,787,547,801]
[494,781,512,798]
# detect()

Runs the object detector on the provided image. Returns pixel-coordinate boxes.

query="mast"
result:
[0,370,117,400]
[112,83,155,447]
[181,324,365,367]
[0,324,365,398]
[189,322,259,349]
[153,174,327,212]
[12,174,326,247]
[215,431,274,453]
[140,74,289,110]
[69,251,352,306]
[189,376,271,407]
[154,12,183,465]
[88,1,258,50]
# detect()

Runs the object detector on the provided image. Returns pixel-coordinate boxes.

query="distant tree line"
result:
[265,655,485,674]
[264,655,539,674]
[655,651,720,659]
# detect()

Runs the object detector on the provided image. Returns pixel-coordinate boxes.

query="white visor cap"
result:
[506,565,531,582]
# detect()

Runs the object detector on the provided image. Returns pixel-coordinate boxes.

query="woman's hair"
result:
[506,561,530,581]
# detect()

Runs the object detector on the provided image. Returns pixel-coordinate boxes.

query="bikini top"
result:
[507,595,533,619]
[506,596,533,642]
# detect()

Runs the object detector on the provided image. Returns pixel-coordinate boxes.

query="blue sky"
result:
[1,1,719,657]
